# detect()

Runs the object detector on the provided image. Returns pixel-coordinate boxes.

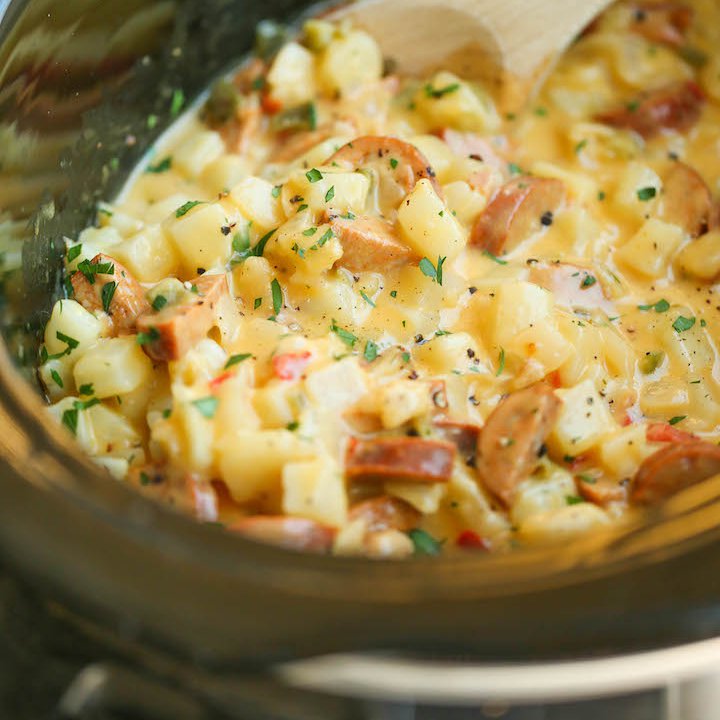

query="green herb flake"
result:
[56,331,79,350]
[162,408,172,419]
[170,88,185,117]
[575,139,588,154]
[302,227,318,236]
[146,156,172,174]
[578,474,597,485]
[597,190,606,201]
[175,200,204,218]
[305,168,323,183]
[363,340,379,363]
[147,114,158,129]
[669,415,687,425]
[317,228,334,247]
[496,347,505,377]
[424,82,460,98]
[152,295,168,311]
[673,315,696,333]
[272,184,282,198]
[566,495,585,506]
[419,256,446,285]
[390,158,398,169]
[638,298,670,313]
[701,318,707,327]
[67,245,82,263]
[534,106,548,117]
[637,186,657,202]
[62,408,79,435]
[508,162,523,176]
[101,281,117,314]
[407,528,442,556]
[324,186,335,203]
[286,421,299,431]
[402,351,411,363]
[271,278,282,316]
[254,297,262,309]
[330,319,357,348]
[390,290,398,298]
[192,396,219,419]
[482,249,508,265]
[225,353,253,369]
[78,383,94,396]
[136,327,160,346]
[50,369,64,388]
[581,274,597,289]
[360,291,376,307]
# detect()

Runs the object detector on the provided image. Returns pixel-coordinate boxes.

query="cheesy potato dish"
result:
[38,0,720,557]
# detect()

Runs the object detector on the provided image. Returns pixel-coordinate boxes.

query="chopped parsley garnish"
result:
[483,249,507,265]
[597,190,606,201]
[302,227,318,236]
[626,99,640,113]
[78,383,94,396]
[581,274,597,289]
[578,474,597,484]
[76,259,114,285]
[669,415,687,425]
[192,396,219,419]
[316,228,334,247]
[136,327,160,345]
[271,102,316,132]
[67,245,82,262]
[419,256,446,285]
[638,299,670,313]
[496,347,505,377]
[152,295,168,311]
[673,315,696,333]
[231,228,276,264]
[390,158,398,169]
[272,185,282,198]
[402,351,411,363]
[324,186,335,203]
[508,162,523,176]
[574,139,588,154]
[62,408,78,435]
[50,369,63,388]
[147,114,158,129]
[286,421,299,431]
[407,528,442,555]
[56,331,79,350]
[291,243,306,259]
[637,186,657,202]
[175,200,204,218]
[390,290,398,298]
[360,291,376,307]
[146,156,172,174]
[566,495,585,506]
[330,319,357,348]
[170,88,185,117]
[254,297,262,309]
[225,353,253,369]
[363,339,378,362]
[297,203,309,213]
[101,281,117,314]
[534,106,548,117]
[305,168,323,183]
[271,278,282,316]
[424,82,460,98]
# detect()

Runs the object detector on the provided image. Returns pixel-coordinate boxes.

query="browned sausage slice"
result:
[229,516,336,552]
[476,383,561,507]
[631,441,720,504]
[348,495,421,532]
[661,162,712,237]
[71,253,150,334]
[577,476,627,506]
[470,176,565,255]
[330,214,413,272]
[325,136,442,195]
[136,273,231,362]
[528,262,615,314]
[346,437,456,483]
[629,2,693,47]
[433,420,481,466]
[595,81,705,139]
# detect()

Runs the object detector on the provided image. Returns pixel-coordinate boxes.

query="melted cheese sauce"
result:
[39,0,720,557]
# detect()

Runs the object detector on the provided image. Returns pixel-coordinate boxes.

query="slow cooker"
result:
[2,0,720,717]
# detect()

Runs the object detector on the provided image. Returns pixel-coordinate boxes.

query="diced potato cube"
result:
[615,218,684,278]
[165,201,233,273]
[385,481,446,514]
[397,178,466,260]
[318,30,383,95]
[94,456,129,480]
[379,379,432,429]
[488,281,553,350]
[415,72,500,133]
[200,154,253,195]
[508,319,574,375]
[86,403,144,460]
[230,177,285,232]
[518,503,610,544]
[600,325,637,378]
[548,379,618,455]
[171,338,228,388]
[231,255,274,305]
[217,429,315,503]
[598,424,652,479]
[676,230,720,281]
[111,224,179,282]
[268,213,343,276]
[409,135,457,184]
[39,355,75,401]
[173,399,216,473]
[48,396,95,447]
[510,462,576,526]
[101,208,144,238]
[612,162,662,220]
[658,308,714,374]
[442,181,488,227]
[282,455,347,526]
[73,337,153,398]
[281,168,369,217]
[415,331,486,375]
[44,300,104,358]
[253,381,300,428]
[305,358,368,411]
[172,130,225,177]
[640,378,689,418]
[76,225,123,252]
[267,42,317,107]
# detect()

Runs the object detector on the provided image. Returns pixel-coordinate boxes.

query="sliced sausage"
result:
[661,162,712,237]
[528,262,615,314]
[628,2,693,48]
[476,383,561,507]
[577,476,627,506]
[345,437,456,483]
[631,441,720,504]
[71,253,150,334]
[595,81,705,139]
[433,420,481,466]
[330,214,413,272]
[646,422,697,443]
[136,273,231,363]
[348,495,421,532]
[229,516,335,552]
[324,135,442,195]
[470,176,565,255]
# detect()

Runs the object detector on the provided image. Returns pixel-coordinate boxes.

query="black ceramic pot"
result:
[1,0,720,714]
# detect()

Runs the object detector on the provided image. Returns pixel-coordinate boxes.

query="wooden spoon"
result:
[330,0,613,109]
